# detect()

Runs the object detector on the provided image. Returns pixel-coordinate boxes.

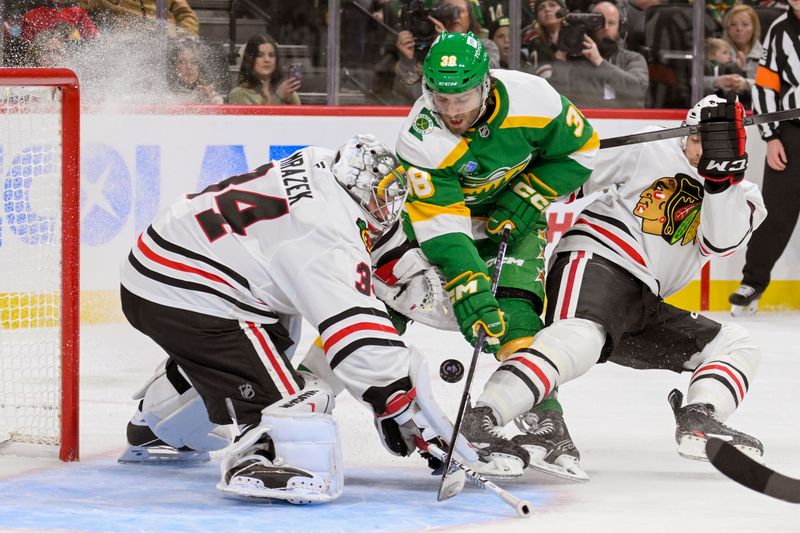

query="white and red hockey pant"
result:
[683,322,760,420]
[477,317,606,426]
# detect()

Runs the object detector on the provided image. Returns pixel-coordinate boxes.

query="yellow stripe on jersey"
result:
[578,131,600,152]
[499,115,553,129]
[407,200,472,242]
[438,140,470,169]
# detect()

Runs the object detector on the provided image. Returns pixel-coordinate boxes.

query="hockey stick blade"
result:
[428,443,533,517]
[706,437,800,504]
[600,107,800,149]
[437,226,512,502]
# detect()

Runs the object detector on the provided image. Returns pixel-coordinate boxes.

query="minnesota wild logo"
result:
[410,109,437,140]
[633,173,703,246]
[357,218,372,252]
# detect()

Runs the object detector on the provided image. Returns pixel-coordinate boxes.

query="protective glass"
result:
[430,85,483,116]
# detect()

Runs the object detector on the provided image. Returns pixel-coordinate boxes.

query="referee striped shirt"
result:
[753,9,800,141]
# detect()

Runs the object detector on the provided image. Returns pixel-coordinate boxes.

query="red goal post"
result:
[0,68,80,461]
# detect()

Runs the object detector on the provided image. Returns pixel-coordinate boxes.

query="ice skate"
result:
[118,409,211,463]
[512,405,589,482]
[668,389,764,462]
[729,284,762,317]
[219,425,334,504]
[460,405,529,478]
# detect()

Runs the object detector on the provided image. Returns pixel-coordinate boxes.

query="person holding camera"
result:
[548,0,648,109]
[393,0,500,104]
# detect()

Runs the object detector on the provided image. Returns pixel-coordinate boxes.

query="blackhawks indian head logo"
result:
[633,173,703,246]
[357,218,372,252]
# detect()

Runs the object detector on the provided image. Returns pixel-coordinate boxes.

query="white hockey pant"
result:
[477,318,606,426]
[684,323,760,420]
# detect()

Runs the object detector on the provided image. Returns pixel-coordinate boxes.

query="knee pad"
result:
[480,318,605,425]
[138,360,229,452]
[264,370,336,416]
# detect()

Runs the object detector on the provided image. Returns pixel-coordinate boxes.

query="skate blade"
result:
[118,445,210,464]
[677,435,764,463]
[521,446,589,481]
[730,302,758,317]
[220,478,331,504]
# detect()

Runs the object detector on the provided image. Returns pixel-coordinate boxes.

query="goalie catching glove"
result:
[697,96,748,194]
[445,271,506,353]
[486,178,549,245]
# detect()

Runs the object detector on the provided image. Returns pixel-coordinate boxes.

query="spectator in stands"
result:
[20,0,99,43]
[521,0,568,78]
[703,36,750,105]
[77,0,199,36]
[723,5,763,83]
[547,0,649,108]
[393,0,500,104]
[228,34,302,106]
[166,38,224,105]
[25,26,71,67]
[491,16,511,68]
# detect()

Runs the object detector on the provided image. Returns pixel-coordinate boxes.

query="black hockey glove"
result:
[697,97,748,194]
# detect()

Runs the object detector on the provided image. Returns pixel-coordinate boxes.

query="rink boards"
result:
[0,106,795,326]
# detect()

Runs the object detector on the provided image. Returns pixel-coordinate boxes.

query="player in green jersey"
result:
[395,32,599,478]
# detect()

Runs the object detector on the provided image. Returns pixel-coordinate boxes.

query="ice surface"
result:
[0,312,797,532]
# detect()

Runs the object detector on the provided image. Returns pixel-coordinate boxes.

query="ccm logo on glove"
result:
[512,182,550,211]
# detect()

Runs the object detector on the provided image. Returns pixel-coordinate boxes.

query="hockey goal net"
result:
[0,69,80,461]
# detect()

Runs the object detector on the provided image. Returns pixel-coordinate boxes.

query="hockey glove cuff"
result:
[698,97,748,193]
[445,272,506,353]
[486,181,548,245]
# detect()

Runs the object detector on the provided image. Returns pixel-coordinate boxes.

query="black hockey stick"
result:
[425,441,532,517]
[706,437,800,504]
[600,107,800,149]
[438,225,512,502]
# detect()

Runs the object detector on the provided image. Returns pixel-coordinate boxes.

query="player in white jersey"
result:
[116,135,479,504]
[465,95,768,473]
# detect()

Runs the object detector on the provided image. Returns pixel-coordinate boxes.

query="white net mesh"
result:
[0,86,63,446]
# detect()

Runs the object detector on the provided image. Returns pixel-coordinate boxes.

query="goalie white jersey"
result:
[555,128,767,298]
[121,147,409,395]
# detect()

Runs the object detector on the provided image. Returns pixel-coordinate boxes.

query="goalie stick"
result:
[600,107,800,149]
[437,226,512,502]
[706,437,800,504]
[420,439,532,517]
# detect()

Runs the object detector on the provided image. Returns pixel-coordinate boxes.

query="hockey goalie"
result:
[116,135,478,504]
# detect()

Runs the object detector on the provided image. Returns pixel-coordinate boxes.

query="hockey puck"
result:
[439,359,464,383]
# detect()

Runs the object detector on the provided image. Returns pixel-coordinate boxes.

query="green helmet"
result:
[422,32,489,94]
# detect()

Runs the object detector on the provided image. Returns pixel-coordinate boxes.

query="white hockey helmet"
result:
[681,94,727,148]
[332,134,408,235]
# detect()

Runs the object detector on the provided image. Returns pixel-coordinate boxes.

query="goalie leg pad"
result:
[218,410,343,504]
[119,359,230,463]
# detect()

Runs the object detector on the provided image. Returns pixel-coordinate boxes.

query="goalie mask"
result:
[332,135,409,235]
